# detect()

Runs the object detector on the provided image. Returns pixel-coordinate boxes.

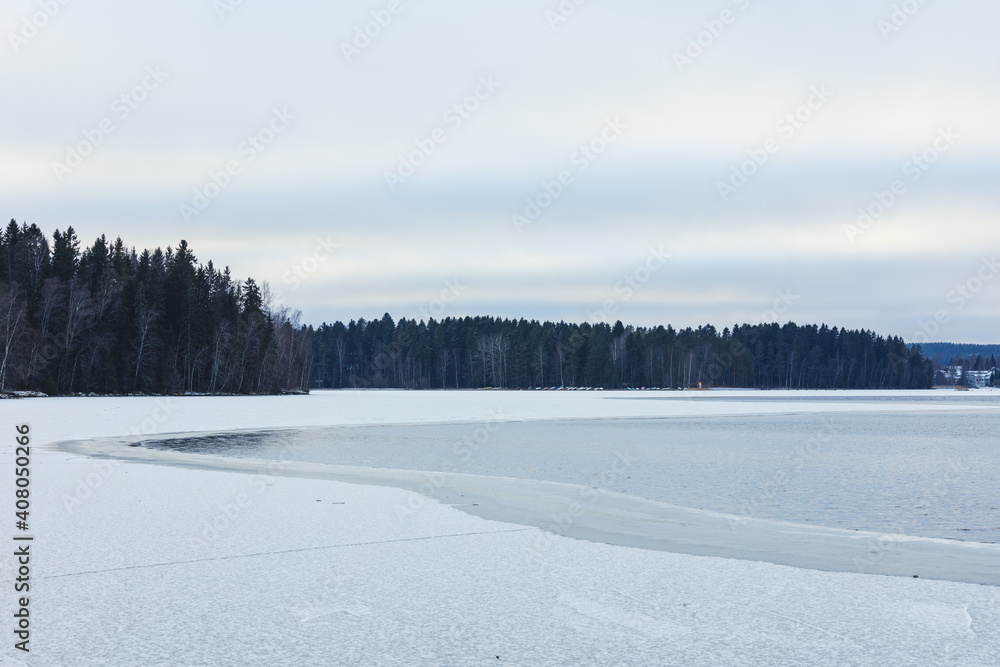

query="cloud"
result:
[1,0,997,341]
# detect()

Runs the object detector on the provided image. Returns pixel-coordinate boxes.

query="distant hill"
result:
[919,343,1000,362]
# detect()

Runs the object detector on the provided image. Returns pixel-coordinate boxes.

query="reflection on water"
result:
[147,409,1000,543]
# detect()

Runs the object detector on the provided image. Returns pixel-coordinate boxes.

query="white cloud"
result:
[2,0,998,341]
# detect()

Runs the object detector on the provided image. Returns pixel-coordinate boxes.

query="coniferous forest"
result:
[312,315,933,390]
[0,222,312,395]
[1,222,934,394]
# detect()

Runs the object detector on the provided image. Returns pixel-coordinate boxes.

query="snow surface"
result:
[3,390,1000,666]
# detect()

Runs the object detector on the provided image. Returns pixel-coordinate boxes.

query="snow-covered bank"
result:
[3,391,1000,665]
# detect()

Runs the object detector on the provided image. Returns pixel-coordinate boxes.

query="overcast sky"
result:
[3,0,998,342]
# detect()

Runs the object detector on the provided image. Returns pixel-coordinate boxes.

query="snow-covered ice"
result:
[2,390,999,666]
[58,429,1000,587]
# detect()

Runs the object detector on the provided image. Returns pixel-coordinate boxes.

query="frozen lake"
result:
[25,392,1000,664]
[146,397,1000,543]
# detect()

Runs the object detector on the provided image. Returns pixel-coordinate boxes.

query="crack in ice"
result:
[39,528,530,580]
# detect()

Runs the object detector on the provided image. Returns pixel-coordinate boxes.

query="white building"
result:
[966,370,994,388]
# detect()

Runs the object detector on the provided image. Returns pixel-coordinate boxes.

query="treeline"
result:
[312,315,934,390]
[0,221,312,394]
[921,343,1000,366]
[2,221,936,394]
